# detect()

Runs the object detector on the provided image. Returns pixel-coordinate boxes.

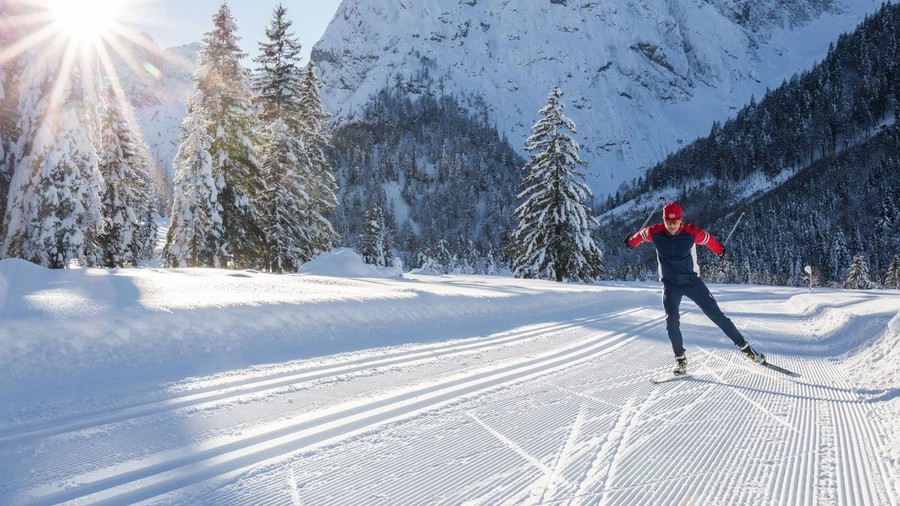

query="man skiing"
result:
[624,201,765,375]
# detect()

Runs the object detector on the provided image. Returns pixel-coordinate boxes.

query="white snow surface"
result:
[1,251,899,505]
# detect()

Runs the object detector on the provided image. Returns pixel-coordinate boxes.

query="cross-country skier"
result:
[623,201,765,375]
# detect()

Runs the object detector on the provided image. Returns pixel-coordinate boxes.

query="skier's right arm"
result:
[624,226,654,250]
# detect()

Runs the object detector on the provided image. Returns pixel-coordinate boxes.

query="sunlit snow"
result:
[0,252,898,504]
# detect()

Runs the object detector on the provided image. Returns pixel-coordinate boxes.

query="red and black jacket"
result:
[626,223,724,285]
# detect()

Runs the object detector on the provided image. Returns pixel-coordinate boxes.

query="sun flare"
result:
[0,0,191,171]
[49,0,120,47]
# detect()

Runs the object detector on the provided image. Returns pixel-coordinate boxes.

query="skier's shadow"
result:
[685,374,898,404]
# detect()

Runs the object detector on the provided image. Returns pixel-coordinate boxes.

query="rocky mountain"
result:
[310,0,882,198]
[110,0,892,276]
[106,35,199,203]
[599,2,900,285]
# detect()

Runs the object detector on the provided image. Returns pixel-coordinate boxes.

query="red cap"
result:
[663,202,682,221]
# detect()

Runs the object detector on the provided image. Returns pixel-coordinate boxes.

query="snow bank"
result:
[299,248,388,278]
[0,257,614,393]
[841,300,900,388]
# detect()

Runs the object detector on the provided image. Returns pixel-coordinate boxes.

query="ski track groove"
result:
[13,317,656,505]
[464,396,588,505]
[830,373,895,506]
[0,308,652,497]
[434,424,539,506]
[0,306,648,445]
[5,292,898,505]
[686,395,747,503]
[218,345,889,505]
[419,418,500,505]
[466,412,554,477]
[601,311,889,506]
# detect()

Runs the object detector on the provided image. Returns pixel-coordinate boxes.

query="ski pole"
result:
[640,196,665,230]
[723,211,745,246]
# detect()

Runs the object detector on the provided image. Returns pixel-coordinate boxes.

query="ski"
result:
[760,361,801,377]
[650,373,693,384]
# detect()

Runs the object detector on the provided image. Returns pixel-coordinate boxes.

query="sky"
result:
[127,0,343,62]
[1,248,898,504]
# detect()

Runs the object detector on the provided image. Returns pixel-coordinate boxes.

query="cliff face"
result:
[311,0,879,196]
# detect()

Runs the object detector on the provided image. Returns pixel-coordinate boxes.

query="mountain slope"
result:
[115,39,199,203]
[599,3,900,285]
[312,0,881,197]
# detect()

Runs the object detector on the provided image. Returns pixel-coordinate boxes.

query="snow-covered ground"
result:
[1,250,898,505]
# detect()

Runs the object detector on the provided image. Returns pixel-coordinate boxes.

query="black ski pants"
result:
[662,280,745,357]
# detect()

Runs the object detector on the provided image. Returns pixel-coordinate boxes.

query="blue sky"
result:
[128,0,342,62]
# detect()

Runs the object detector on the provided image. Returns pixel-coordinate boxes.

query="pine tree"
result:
[359,204,391,266]
[257,118,316,271]
[844,252,873,289]
[0,57,8,216]
[297,62,339,254]
[254,4,303,127]
[253,4,335,271]
[190,2,264,268]
[164,106,221,267]
[1,60,102,268]
[827,228,850,281]
[1,40,45,262]
[510,86,603,282]
[97,86,156,267]
[885,255,900,290]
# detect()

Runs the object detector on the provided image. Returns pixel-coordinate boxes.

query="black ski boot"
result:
[738,342,766,364]
[673,354,688,375]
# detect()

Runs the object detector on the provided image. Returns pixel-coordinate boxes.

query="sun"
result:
[49,0,120,47]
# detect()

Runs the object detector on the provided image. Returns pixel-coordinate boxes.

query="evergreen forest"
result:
[328,78,523,274]
[598,2,900,288]
[0,1,898,288]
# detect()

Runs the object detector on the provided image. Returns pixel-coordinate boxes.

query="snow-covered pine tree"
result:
[884,255,900,290]
[257,117,314,272]
[484,247,498,275]
[359,204,391,266]
[510,86,603,282]
[844,252,874,289]
[190,2,264,268]
[0,0,37,237]
[0,78,9,223]
[297,61,339,254]
[254,3,302,127]
[164,105,221,267]
[253,4,328,271]
[1,58,102,268]
[0,56,7,214]
[825,228,850,281]
[1,28,44,258]
[97,86,157,267]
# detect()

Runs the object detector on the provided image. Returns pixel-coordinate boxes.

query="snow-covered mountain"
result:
[311,0,882,197]
[105,33,199,194]
[129,42,199,187]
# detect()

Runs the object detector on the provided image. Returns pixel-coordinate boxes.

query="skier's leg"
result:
[685,282,746,346]
[662,284,685,355]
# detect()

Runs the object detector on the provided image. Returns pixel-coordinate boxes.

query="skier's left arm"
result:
[684,224,725,256]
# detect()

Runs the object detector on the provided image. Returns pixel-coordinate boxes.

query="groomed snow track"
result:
[1,288,897,505]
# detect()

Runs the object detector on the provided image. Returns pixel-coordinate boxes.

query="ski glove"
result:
[623,236,633,250]
[718,246,727,259]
